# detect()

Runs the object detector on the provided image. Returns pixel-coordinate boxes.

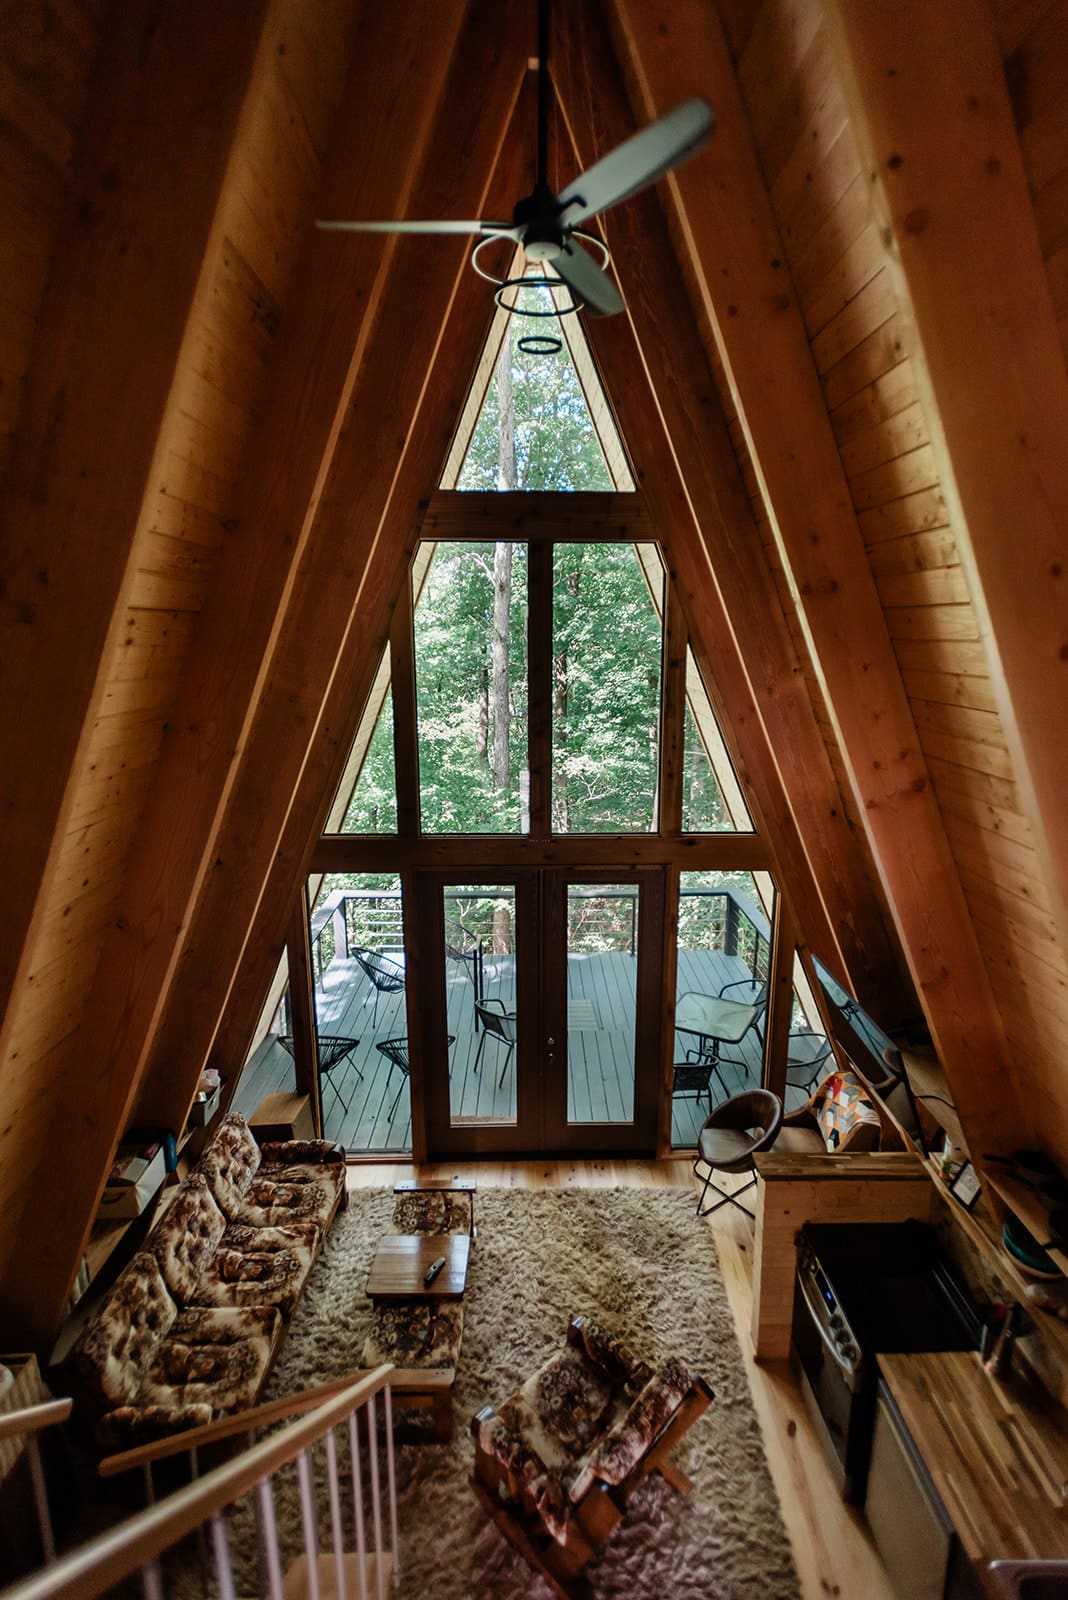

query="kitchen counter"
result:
[879,1351,1068,1582]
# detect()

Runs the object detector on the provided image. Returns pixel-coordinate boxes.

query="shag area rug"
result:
[254,1186,800,1600]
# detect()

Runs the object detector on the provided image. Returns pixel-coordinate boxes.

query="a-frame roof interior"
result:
[1,0,1066,1351]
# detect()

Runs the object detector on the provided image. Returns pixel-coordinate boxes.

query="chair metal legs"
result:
[692,1160,759,1219]
[473,1030,513,1087]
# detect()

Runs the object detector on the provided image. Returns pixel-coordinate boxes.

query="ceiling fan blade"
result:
[553,239,625,318]
[315,218,519,237]
[557,97,714,226]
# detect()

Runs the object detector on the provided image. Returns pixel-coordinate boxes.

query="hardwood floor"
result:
[347,1157,896,1600]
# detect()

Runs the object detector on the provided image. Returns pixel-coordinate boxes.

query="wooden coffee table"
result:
[365,1233,470,1303]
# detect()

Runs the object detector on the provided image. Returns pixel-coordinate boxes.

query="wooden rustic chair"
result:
[471,1315,712,1599]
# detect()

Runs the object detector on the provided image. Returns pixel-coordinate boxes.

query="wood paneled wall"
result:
[727,0,1068,1139]
[0,2,108,480]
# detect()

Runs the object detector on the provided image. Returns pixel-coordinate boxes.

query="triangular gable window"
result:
[443,267,634,492]
[683,646,753,832]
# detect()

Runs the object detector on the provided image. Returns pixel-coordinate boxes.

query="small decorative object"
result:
[948,1159,981,1211]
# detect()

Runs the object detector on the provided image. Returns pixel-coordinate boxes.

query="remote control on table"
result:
[423,1256,446,1285]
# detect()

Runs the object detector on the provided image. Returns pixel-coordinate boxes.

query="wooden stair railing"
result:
[4,1365,397,1600]
[0,1397,73,1564]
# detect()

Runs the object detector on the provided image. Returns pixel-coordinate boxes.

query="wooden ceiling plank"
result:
[606,0,1032,1159]
[0,0,268,1039]
[0,0,491,1347]
[555,1,911,1024]
[825,0,1068,946]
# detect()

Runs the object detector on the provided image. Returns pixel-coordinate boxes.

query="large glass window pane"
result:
[444,884,518,1126]
[414,542,528,834]
[682,648,753,832]
[566,883,637,1124]
[327,650,397,834]
[306,873,408,1154]
[672,870,774,1148]
[551,543,664,833]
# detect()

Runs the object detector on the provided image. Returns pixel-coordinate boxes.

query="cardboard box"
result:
[97,1143,166,1219]
[185,1082,221,1128]
[250,1091,314,1143]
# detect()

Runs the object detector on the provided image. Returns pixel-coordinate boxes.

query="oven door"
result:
[792,1269,873,1501]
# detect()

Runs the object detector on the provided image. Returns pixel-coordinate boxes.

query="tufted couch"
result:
[71,1113,346,1450]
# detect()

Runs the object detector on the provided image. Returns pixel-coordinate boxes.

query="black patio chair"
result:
[473,999,517,1087]
[446,939,484,1025]
[279,1033,362,1119]
[352,945,405,1029]
[376,1034,456,1119]
[672,1057,716,1111]
[785,1031,834,1096]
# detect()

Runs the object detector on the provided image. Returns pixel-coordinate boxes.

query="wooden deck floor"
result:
[233,946,772,1153]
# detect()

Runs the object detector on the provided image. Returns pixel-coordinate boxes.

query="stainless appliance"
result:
[867,1381,985,1600]
[792,1221,980,1502]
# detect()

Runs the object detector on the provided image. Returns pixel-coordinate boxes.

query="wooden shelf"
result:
[894,1044,966,1152]
[986,1171,1068,1280]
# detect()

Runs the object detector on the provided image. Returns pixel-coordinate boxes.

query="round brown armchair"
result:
[693,1088,783,1219]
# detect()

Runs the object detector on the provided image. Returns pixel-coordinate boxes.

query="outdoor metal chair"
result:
[672,1056,716,1110]
[352,945,405,1029]
[785,1031,834,1096]
[692,1088,783,1218]
[446,939,484,1026]
[473,999,517,1087]
[279,1033,362,1119]
[376,1034,455,1118]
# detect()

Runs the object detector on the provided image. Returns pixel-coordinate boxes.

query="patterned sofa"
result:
[71,1113,346,1450]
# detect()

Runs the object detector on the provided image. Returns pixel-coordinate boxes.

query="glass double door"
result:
[414,869,663,1156]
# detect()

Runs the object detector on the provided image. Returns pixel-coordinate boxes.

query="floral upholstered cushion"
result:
[139,1304,280,1413]
[197,1113,262,1217]
[569,1355,696,1499]
[360,1301,464,1370]
[195,1224,319,1317]
[96,1401,214,1453]
[151,1173,227,1304]
[391,1190,472,1236]
[257,1139,344,1169]
[232,1163,344,1231]
[72,1251,177,1407]
[498,1344,625,1477]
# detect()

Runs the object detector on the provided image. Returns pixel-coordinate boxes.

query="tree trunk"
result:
[476,665,489,762]
[491,339,516,790]
[552,564,581,832]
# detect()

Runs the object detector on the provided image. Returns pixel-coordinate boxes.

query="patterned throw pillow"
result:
[808,1069,881,1151]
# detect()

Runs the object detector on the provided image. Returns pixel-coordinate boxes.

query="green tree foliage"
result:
[458,326,613,492]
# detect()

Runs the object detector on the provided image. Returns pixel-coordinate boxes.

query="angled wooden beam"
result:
[602,0,1032,1157]
[553,4,912,1028]
[823,0,1068,943]
[196,91,542,1123]
[133,14,533,1124]
[0,0,510,1346]
[0,0,266,1032]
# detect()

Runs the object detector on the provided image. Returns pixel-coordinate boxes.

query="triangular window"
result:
[327,648,396,835]
[683,647,753,832]
[443,270,634,492]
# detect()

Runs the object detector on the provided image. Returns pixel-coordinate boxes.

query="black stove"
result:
[792,1221,981,1501]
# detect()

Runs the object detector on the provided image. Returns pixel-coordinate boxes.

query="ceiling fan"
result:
[316,0,714,321]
